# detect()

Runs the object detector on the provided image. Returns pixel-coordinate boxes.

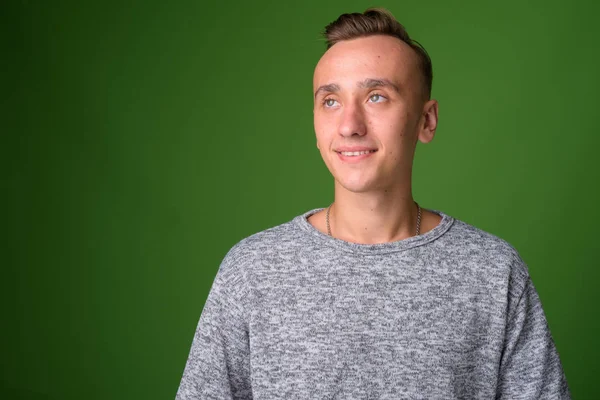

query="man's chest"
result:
[246,262,507,399]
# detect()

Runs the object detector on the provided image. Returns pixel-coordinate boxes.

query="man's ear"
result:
[418,99,438,144]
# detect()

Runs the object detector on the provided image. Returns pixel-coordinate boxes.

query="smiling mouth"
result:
[337,150,377,156]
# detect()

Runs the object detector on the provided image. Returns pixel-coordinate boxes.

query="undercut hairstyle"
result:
[323,8,433,100]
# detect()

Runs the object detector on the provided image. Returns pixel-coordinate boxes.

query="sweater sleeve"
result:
[496,270,570,399]
[175,252,253,400]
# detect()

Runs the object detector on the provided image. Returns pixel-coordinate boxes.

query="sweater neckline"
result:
[293,207,454,255]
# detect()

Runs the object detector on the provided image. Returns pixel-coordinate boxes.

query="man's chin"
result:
[335,178,380,194]
[334,174,407,195]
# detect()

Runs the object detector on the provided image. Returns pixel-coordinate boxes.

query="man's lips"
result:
[334,147,378,162]
[334,147,378,157]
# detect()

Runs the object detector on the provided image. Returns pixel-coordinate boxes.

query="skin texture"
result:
[308,34,441,244]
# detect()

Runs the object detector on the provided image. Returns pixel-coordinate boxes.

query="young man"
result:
[176,8,569,399]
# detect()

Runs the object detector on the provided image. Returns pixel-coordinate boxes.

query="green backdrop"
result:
[3,0,599,398]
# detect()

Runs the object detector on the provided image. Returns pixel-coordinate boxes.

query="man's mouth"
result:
[337,150,377,157]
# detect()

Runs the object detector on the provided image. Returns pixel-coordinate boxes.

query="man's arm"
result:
[497,270,570,399]
[176,254,252,400]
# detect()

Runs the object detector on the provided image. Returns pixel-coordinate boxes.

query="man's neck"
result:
[329,185,418,245]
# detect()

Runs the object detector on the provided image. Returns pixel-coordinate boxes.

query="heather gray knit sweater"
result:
[176,209,569,399]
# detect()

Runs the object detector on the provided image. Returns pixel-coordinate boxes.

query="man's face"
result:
[313,34,435,194]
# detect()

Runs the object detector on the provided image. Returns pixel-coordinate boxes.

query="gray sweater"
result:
[176,209,570,399]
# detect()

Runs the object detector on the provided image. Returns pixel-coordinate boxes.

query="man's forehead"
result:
[313,35,419,89]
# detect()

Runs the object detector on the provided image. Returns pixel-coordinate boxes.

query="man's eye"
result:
[324,99,338,107]
[369,94,385,103]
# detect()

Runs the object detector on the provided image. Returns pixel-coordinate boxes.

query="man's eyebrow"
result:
[314,83,340,99]
[314,79,401,99]
[359,78,401,93]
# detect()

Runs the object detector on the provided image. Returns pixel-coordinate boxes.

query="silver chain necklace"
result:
[326,202,422,238]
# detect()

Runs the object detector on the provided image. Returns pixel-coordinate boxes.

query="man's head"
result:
[313,8,438,194]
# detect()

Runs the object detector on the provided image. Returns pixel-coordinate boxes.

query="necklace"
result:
[326,202,422,238]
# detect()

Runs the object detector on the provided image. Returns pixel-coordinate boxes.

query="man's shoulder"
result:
[442,215,529,279]
[447,217,517,253]
[219,214,306,267]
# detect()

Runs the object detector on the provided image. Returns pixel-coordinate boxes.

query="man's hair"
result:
[323,8,433,100]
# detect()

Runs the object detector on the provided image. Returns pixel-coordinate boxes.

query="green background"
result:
[3,0,599,398]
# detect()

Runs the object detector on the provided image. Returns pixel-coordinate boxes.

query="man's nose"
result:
[338,103,367,137]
